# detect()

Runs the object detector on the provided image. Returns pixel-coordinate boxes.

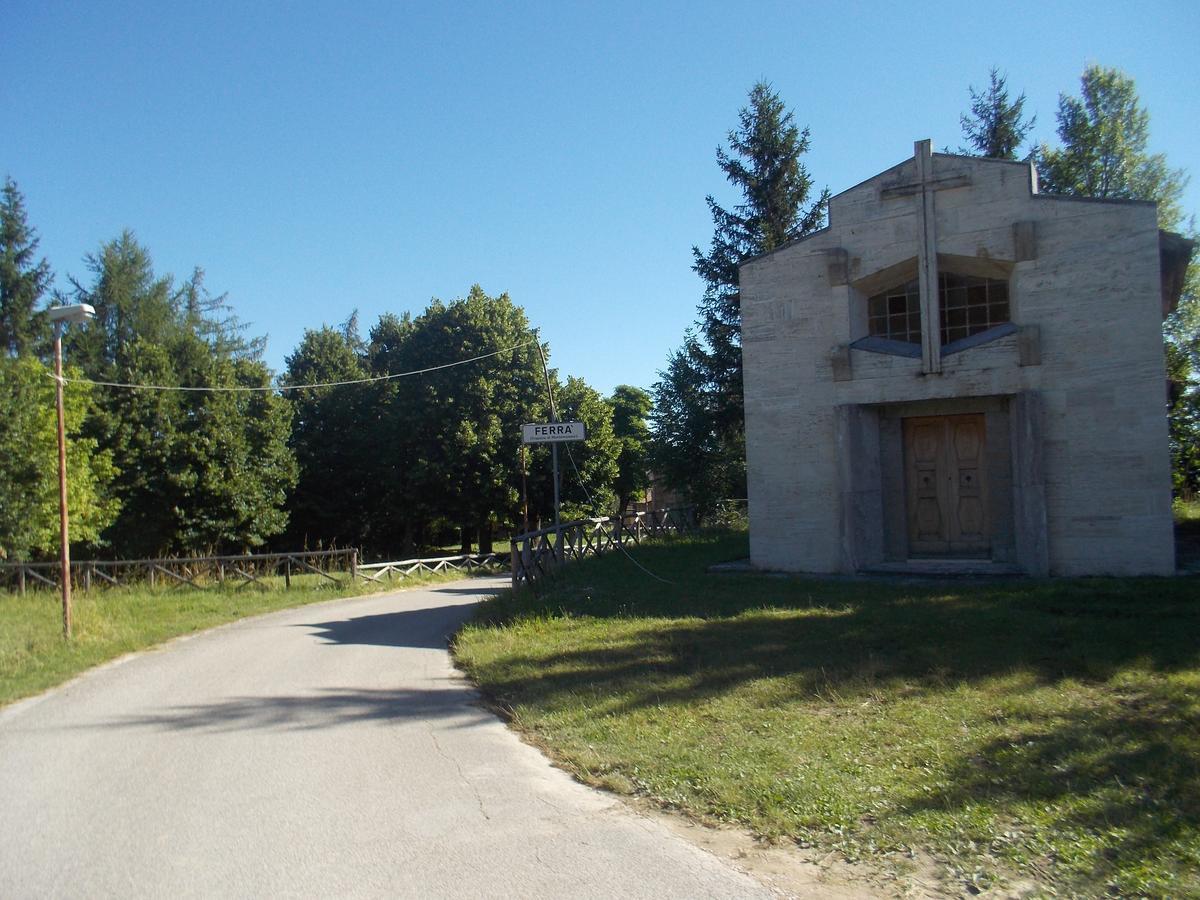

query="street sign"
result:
[521,421,587,444]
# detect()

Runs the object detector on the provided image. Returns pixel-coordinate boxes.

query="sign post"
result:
[521,421,586,559]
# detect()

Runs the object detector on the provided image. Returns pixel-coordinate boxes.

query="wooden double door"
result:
[903,414,989,558]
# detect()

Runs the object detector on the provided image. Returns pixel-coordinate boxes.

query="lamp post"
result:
[47,303,95,639]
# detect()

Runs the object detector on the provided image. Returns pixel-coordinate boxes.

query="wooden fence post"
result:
[350,550,358,583]
[284,559,291,589]
[18,567,26,596]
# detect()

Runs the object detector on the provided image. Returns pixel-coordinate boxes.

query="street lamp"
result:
[47,303,95,639]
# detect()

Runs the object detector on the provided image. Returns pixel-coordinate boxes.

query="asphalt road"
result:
[0,577,773,899]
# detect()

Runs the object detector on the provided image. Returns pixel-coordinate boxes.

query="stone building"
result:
[740,140,1192,576]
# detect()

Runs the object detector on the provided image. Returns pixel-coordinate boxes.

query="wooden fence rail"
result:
[510,506,696,590]
[355,553,506,583]
[0,547,516,596]
[0,549,358,595]
[2,509,696,597]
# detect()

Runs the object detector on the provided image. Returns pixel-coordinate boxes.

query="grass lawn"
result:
[0,568,476,708]
[453,530,1200,898]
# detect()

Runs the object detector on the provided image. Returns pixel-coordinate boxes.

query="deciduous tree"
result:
[555,376,619,519]
[1035,65,1186,228]
[609,385,651,513]
[0,356,118,560]
[1035,65,1197,494]
[391,287,546,553]
[283,326,372,550]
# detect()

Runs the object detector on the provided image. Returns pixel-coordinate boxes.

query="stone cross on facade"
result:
[880,139,972,374]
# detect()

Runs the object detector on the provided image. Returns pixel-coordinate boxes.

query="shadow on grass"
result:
[470,534,1200,711]
[900,686,1200,894]
[459,531,1200,893]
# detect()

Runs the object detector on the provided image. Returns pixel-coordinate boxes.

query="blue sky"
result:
[4,1,1198,395]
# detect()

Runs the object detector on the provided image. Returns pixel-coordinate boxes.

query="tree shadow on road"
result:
[108,685,494,733]
[301,605,475,650]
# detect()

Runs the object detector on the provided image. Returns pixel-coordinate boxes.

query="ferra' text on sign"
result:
[521,421,587,444]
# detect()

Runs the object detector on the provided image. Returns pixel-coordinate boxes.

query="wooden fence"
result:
[0,549,358,595]
[355,552,506,583]
[0,547,516,596]
[510,506,696,589]
[1,508,695,596]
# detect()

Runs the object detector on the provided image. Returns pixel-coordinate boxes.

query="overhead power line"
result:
[562,441,677,586]
[49,338,538,393]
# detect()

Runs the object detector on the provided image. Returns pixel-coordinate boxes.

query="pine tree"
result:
[67,233,296,555]
[959,68,1035,159]
[653,83,826,508]
[649,333,742,512]
[0,178,52,357]
[693,82,829,437]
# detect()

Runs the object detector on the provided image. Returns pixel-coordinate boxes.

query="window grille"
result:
[867,273,1009,346]
[938,273,1009,345]
[867,279,921,344]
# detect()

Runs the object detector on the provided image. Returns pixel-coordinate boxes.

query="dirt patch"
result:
[624,797,958,899]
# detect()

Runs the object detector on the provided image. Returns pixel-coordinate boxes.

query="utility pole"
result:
[47,304,95,640]
[520,444,529,534]
[534,340,562,559]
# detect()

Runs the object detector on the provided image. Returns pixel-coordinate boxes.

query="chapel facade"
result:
[740,140,1191,576]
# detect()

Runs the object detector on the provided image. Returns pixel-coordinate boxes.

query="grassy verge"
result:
[453,530,1200,897]
[0,567,480,708]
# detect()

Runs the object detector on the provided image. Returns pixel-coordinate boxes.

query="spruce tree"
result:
[959,68,1035,159]
[693,82,829,438]
[0,178,51,357]
[67,233,296,555]
[653,83,826,508]
[649,333,742,513]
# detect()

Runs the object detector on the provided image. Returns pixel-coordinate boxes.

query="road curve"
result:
[0,577,773,899]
